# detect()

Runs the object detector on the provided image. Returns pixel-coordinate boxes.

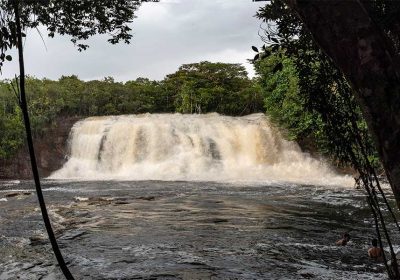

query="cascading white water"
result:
[49,113,352,186]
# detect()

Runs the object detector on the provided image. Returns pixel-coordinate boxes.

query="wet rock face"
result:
[0,180,388,279]
[0,117,80,179]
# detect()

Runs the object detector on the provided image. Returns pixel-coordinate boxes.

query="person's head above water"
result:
[372,238,378,247]
[336,232,351,246]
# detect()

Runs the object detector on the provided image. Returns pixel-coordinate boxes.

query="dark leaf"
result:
[254,53,260,61]
[271,44,280,52]
[252,46,259,52]
[271,37,279,43]
[272,62,283,73]
[5,55,12,61]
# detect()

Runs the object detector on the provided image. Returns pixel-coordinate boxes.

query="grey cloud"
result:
[1,0,264,81]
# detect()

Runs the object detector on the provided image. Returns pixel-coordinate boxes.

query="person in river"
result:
[336,232,350,246]
[368,238,383,260]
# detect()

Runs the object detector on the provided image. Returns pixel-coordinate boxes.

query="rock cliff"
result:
[0,117,80,179]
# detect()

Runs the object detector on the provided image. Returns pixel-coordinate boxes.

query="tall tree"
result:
[0,0,151,278]
[255,1,400,278]
[282,0,400,210]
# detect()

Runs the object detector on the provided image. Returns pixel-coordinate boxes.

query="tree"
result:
[282,0,400,210]
[164,61,264,115]
[124,78,165,113]
[256,2,379,167]
[255,53,312,142]
[256,1,400,278]
[0,1,151,278]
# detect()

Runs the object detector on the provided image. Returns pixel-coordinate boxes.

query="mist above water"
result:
[50,113,352,186]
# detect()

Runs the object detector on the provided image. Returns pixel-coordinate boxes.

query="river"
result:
[0,179,388,279]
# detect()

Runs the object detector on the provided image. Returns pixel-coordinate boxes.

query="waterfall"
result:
[49,113,352,186]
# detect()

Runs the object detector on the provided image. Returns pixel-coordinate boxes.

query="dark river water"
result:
[0,180,393,279]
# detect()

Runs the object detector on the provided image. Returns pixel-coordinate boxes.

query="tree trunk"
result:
[14,2,74,279]
[285,0,400,209]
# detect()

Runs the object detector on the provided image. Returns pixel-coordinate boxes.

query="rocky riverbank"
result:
[0,117,79,180]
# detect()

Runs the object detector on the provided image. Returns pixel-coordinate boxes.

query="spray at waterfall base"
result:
[50,113,352,186]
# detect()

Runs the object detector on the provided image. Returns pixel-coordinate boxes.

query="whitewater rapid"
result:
[49,113,352,186]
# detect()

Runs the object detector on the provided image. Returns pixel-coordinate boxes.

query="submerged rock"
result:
[29,234,48,246]
[60,230,86,241]
[4,192,32,198]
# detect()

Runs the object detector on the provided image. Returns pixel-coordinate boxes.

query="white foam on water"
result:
[0,180,21,187]
[49,113,353,187]
[0,189,35,193]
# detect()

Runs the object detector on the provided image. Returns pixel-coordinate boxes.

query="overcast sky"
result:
[1,0,264,82]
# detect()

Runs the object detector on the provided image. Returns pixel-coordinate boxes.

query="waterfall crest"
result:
[50,113,351,186]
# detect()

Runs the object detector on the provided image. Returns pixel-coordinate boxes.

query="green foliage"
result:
[164,61,264,115]
[0,91,24,159]
[254,0,381,168]
[255,53,313,141]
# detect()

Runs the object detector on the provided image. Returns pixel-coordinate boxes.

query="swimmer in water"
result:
[368,238,383,260]
[336,232,350,246]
